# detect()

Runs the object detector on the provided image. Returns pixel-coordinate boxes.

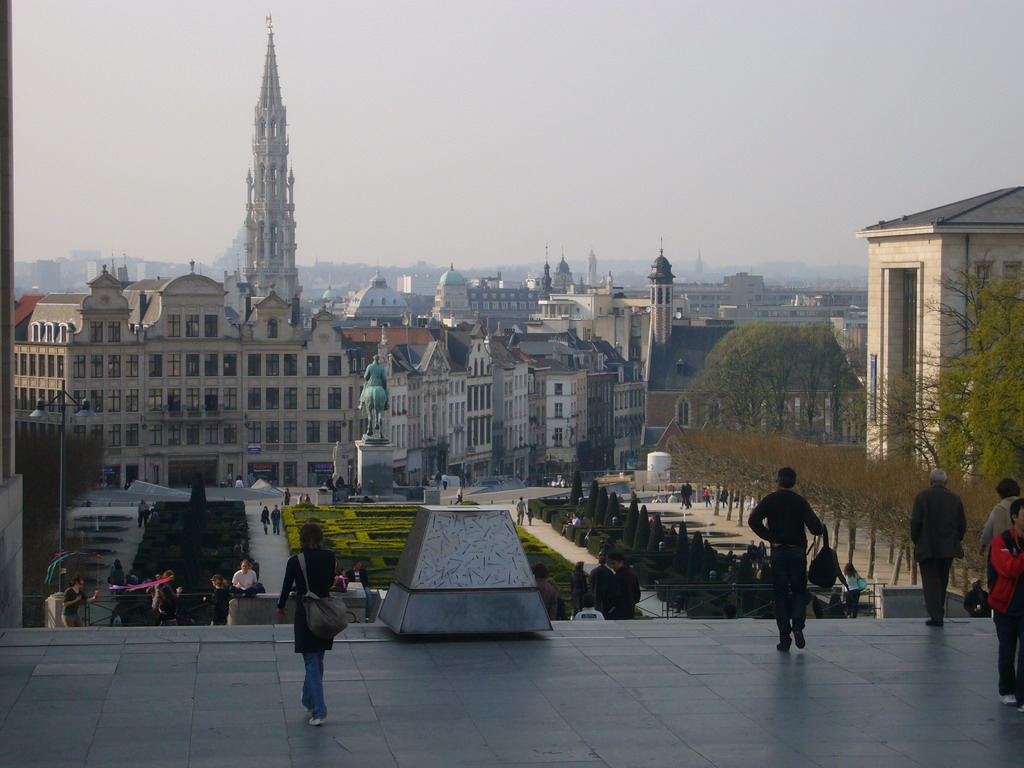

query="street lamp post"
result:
[30,388,94,593]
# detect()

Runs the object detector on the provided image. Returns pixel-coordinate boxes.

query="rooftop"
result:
[0,618,1013,767]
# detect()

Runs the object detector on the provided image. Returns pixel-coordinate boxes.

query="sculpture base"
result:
[356,440,393,498]
[379,583,551,634]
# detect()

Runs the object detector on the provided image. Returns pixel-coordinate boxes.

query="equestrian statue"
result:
[359,354,389,441]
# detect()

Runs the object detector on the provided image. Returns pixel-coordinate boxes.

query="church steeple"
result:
[243,17,302,301]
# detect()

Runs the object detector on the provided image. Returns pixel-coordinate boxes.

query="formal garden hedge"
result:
[283,503,576,593]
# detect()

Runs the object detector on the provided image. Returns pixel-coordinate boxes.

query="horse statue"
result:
[359,354,389,440]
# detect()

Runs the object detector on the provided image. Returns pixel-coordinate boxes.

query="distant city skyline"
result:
[13,1,1024,271]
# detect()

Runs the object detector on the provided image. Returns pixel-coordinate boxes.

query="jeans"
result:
[362,587,375,621]
[229,584,265,597]
[845,589,862,618]
[771,546,810,636]
[272,520,280,534]
[993,611,1024,703]
[918,558,952,621]
[301,651,327,718]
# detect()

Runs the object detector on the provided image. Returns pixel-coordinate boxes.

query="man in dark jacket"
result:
[590,556,613,614]
[604,552,640,620]
[910,469,967,627]
[749,466,824,652]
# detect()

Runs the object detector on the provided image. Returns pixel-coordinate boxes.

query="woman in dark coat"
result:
[277,522,337,726]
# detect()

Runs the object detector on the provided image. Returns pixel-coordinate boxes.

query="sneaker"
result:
[1002,695,1018,705]
[793,630,806,649]
[308,716,326,726]
[776,635,792,652]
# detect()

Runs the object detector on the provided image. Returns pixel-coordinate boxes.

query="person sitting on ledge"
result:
[229,559,265,597]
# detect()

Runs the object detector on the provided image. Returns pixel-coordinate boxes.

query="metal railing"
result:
[645,582,881,619]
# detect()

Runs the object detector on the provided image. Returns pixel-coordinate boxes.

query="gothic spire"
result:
[259,17,283,110]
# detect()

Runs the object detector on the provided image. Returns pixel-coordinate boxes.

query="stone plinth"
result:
[357,440,393,498]
[379,506,552,635]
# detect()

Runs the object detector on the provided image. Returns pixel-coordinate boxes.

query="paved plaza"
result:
[0,617,1018,768]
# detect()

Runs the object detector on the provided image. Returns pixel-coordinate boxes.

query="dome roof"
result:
[555,256,572,274]
[649,251,675,281]
[439,265,466,286]
[321,286,339,300]
[346,272,409,317]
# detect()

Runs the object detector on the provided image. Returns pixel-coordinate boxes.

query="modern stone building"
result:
[859,186,1024,456]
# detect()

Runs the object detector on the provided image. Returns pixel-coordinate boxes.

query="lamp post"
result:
[30,388,95,593]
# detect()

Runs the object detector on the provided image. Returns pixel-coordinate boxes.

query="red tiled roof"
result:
[14,294,46,326]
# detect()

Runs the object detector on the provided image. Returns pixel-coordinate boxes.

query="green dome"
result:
[439,266,466,287]
[321,286,339,300]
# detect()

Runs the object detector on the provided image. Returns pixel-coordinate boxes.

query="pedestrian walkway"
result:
[0,618,1015,767]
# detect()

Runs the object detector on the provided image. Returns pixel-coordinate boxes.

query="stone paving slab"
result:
[0,618,1019,767]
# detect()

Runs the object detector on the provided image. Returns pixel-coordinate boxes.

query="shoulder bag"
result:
[297,553,349,639]
[807,525,847,590]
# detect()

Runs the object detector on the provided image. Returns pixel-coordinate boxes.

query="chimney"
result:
[291,296,300,326]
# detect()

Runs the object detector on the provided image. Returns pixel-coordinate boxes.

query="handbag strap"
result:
[806,524,830,556]
[296,552,322,599]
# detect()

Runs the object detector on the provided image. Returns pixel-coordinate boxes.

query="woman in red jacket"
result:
[988,498,1024,708]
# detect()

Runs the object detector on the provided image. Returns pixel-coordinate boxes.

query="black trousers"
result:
[770,546,809,636]
[918,558,952,621]
[993,610,1024,703]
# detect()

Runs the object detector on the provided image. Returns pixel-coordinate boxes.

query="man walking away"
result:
[516,497,527,526]
[271,505,282,535]
[590,555,613,613]
[749,466,824,651]
[987,498,1024,707]
[910,469,967,627]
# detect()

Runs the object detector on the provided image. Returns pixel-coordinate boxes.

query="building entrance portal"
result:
[168,459,218,488]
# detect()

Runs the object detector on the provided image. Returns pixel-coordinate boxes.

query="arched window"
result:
[677,399,690,427]
[259,120,266,138]
[31,322,39,342]
[267,319,278,338]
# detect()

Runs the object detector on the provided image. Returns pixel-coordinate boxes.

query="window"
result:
[90,322,103,342]
[126,423,139,447]
[1005,262,1022,280]
[204,389,218,412]
[108,424,121,447]
[148,354,162,377]
[107,322,121,342]
[147,389,162,411]
[328,387,342,409]
[306,387,321,409]
[283,420,297,443]
[167,354,181,377]
[186,425,200,445]
[328,420,343,442]
[328,355,342,376]
[166,388,181,412]
[307,421,321,443]
[223,425,237,444]
[554,403,563,418]
[265,387,280,410]
[247,354,261,377]
[185,315,199,337]
[167,425,181,445]
[267,318,278,338]
[248,422,261,444]
[126,389,139,412]
[185,354,200,377]
[204,424,218,444]
[108,390,121,413]
[554,383,563,395]
[150,426,163,445]
[186,388,201,411]
[204,314,218,337]
[306,356,320,376]
[247,388,262,409]
[223,388,237,411]
[90,355,103,378]
[553,427,563,446]
[48,355,55,377]
[284,387,297,409]
[89,390,103,413]
[204,354,218,377]
[72,356,85,378]
[265,354,279,376]
[223,354,237,377]
[126,355,138,377]
[283,354,297,376]
[167,315,181,337]
[266,421,280,443]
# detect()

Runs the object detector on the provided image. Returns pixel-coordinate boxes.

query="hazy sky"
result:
[13,1,1024,272]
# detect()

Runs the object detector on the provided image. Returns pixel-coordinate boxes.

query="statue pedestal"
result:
[356,440,393,498]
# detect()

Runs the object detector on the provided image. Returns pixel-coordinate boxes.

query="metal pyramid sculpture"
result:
[379,506,552,634]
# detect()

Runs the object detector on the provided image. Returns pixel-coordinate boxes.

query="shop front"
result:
[247,461,278,486]
[99,466,120,489]
[307,461,333,487]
